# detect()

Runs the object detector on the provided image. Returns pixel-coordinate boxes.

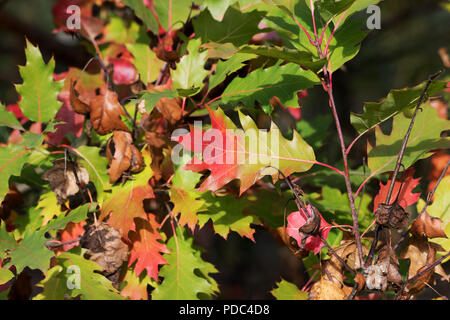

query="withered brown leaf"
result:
[411,212,447,239]
[80,222,128,286]
[69,78,90,114]
[106,130,144,184]
[309,278,346,300]
[42,159,89,202]
[400,236,446,294]
[90,90,130,135]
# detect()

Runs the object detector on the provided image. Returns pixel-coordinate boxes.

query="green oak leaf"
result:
[45,203,90,232]
[0,223,16,260]
[76,146,110,204]
[271,279,308,300]
[221,62,320,108]
[317,0,356,22]
[151,229,219,300]
[123,0,159,33]
[170,155,206,231]
[0,103,23,130]
[239,45,326,71]
[15,40,63,123]
[5,229,53,274]
[208,53,256,92]
[417,176,450,258]
[126,43,164,85]
[327,16,368,73]
[36,190,63,226]
[367,105,450,173]
[193,7,264,47]
[3,204,89,274]
[204,0,236,21]
[35,248,123,300]
[245,189,297,228]
[351,80,447,135]
[132,90,178,114]
[198,193,260,241]
[0,268,14,285]
[103,17,141,44]
[171,38,209,97]
[0,132,43,201]
[153,0,197,31]
[310,185,372,230]
[296,114,332,149]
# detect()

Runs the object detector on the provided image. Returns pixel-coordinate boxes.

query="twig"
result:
[259,165,310,216]
[385,70,442,204]
[319,234,356,275]
[419,159,450,216]
[45,237,82,249]
[345,283,359,300]
[364,224,382,268]
[398,251,450,298]
[308,9,365,270]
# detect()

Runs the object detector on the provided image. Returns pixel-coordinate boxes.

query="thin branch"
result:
[419,159,450,216]
[319,234,356,275]
[345,283,359,300]
[385,70,442,204]
[364,224,382,268]
[403,251,450,288]
[45,237,82,249]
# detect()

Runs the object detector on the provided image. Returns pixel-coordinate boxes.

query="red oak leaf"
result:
[128,217,168,280]
[6,102,28,124]
[109,58,138,85]
[286,205,331,255]
[373,167,421,213]
[100,183,155,238]
[57,221,87,252]
[47,90,85,145]
[175,108,240,192]
[173,107,315,194]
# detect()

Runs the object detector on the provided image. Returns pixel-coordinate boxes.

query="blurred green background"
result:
[0,0,449,299]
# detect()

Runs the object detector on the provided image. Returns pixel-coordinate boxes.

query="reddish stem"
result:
[324,9,349,57]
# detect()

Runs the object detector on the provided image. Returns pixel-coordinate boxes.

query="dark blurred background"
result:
[0,0,449,299]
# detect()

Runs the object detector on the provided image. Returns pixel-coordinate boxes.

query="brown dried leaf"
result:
[411,212,447,239]
[80,16,104,41]
[309,278,346,300]
[332,240,369,270]
[156,97,183,125]
[80,222,128,286]
[90,90,129,135]
[106,131,144,184]
[69,78,90,114]
[377,245,402,285]
[400,236,438,293]
[42,159,89,202]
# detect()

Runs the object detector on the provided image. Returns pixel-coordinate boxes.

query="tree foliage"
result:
[0,0,448,300]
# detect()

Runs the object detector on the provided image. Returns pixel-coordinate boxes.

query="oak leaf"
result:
[373,167,420,212]
[90,90,130,135]
[176,107,315,195]
[42,159,89,202]
[106,131,144,184]
[128,218,168,280]
[286,205,330,255]
[99,150,154,237]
